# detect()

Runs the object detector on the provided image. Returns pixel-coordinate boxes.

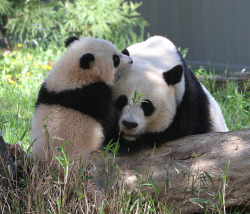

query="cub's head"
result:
[113,59,184,142]
[46,36,133,92]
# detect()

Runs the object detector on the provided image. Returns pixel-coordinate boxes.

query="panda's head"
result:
[113,58,184,141]
[46,36,133,92]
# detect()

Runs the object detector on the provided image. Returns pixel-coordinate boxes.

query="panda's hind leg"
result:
[32,105,104,162]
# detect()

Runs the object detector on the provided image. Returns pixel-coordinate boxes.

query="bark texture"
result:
[92,129,250,213]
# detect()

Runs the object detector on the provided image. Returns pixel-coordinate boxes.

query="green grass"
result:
[196,68,249,131]
[213,82,249,131]
[0,45,63,149]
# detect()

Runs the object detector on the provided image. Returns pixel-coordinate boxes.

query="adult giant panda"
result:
[113,36,228,153]
[32,36,133,161]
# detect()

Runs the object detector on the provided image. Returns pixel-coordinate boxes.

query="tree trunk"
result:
[92,129,250,213]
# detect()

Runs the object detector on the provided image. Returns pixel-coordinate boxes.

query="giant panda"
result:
[112,36,228,153]
[31,36,133,161]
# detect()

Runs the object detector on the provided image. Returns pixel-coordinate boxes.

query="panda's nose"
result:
[122,120,138,129]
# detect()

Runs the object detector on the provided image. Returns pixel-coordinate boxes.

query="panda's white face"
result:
[113,58,179,141]
[46,37,133,92]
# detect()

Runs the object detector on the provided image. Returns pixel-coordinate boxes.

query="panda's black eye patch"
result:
[141,99,155,116]
[115,95,128,111]
[113,54,120,67]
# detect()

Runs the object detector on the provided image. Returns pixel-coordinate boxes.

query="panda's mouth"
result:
[122,131,138,141]
[124,131,135,136]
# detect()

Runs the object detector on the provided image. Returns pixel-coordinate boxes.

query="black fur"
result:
[114,50,212,154]
[80,53,95,69]
[65,36,79,48]
[121,48,130,56]
[35,82,115,138]
[114,95,128,111]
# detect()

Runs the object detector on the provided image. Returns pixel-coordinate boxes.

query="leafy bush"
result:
[0,0,147,48]
[0,0,12,20]
[0,0,12,37]
[5,0,62,44]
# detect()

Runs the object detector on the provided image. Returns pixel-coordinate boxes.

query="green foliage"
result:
[214,81,249,131]
[63,0,146,38]
[5,1,62,44]
[195,67,250,131]
[56,141,72,173]
[103,139,120,158]
[132,90,145,104]
[0,45,62,147]
[177,47,188,59]
[0,0,12,36]
[0,0,12,16]
[0,0,147,47]
[189,198,209,209]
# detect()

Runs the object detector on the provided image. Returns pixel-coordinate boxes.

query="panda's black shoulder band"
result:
[35,82,113,125]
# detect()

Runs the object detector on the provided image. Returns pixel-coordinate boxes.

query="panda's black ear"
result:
[163,65,183,85]
[65,36,79,48]
[80,53,95,69]
[121,48,130,56]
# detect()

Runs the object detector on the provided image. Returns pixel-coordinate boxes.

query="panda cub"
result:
[32,36,133,161]
[113,36,228,153]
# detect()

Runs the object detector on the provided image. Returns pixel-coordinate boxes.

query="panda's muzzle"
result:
[121,120,139,140]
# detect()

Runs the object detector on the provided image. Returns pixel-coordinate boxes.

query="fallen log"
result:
[92,129,250,213]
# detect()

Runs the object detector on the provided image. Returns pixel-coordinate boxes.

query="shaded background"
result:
[131,0,250,72]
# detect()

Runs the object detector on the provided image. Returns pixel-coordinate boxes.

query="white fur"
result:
[201,85,228,132]
[127,36,180,71]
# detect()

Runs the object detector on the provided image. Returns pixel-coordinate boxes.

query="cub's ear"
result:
[163,65,183,85]
[65,36,79,48]
[80,53,95,69]
[121,48,130,56]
